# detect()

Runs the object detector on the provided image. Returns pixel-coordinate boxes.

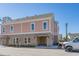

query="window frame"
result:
[25,38,27,43]
[31,22,35,31]
[28,38,31,43]
[42,20,48,30]
[2,27,5,33]
[10,25,14,32]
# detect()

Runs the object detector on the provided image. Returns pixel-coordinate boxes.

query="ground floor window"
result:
[14,38,15,45]
[28,38,31,43]
[25,38,27,43]
[16,38,19,43]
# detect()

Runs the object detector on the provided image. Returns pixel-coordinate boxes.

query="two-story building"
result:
[0,13,59,47]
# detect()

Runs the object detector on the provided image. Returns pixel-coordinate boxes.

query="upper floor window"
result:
[2,27,5,32]
[31,22,35,31]
[42,21,48,30]
[10,25,14,32]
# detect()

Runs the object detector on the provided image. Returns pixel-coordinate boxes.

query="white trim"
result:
[42,20,48,30]
[28,37,31,44]
[1,31,52,35]
[27,37,29,45]
[21,23,22,32]
[49,19,51,31]
[2,26,5,33]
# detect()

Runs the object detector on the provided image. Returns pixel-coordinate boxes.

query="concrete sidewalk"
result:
[36,45,58,49]
[0,47,78,56]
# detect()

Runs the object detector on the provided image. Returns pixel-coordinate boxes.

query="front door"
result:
[37,36,47,46]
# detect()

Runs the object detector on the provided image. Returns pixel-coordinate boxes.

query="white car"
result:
[64,38,79,52]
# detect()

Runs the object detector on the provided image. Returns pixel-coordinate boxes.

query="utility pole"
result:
[66,23,68,41]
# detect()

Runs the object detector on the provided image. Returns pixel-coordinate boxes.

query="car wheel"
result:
[65,46,73,52]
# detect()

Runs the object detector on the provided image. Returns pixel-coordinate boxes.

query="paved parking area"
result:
[0,47,79,56]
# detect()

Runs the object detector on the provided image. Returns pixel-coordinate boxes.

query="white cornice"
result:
[1,31,52,36]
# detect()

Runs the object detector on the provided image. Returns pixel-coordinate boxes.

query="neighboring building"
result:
[0,13,59,47]
[58,34,62,40]
[68,33,79,40]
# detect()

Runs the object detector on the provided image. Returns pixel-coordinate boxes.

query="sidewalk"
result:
[0,45,6,48]
[36,45,58,49]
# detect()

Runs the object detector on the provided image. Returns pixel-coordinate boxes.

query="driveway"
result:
[0,46,79,56]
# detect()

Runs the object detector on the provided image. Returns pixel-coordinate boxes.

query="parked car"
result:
[62,42,69,49]
[64,38,79,52]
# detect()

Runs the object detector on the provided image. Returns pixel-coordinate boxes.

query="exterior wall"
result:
[0,13,59,47]
[51,19,59,44]
[47,35,53,46]
[22,22,30,32]
[51,20,59,35]
[14,24,21,33]
[1,19,50,34]
[7,35,37,46]
[53,22,59,43]
[35,21,42,32]
[0,34,54,46]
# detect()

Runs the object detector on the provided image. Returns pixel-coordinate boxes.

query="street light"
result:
[66,23,68,41]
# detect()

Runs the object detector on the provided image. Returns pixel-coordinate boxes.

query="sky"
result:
[0,3,79,36]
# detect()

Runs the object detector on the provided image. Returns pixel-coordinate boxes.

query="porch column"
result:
[47,36,53,47]
[34,36,37,46]
[47,37,49,47]
[18,38,21,47]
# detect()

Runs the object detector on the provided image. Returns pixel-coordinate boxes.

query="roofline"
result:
[1,13,54,25]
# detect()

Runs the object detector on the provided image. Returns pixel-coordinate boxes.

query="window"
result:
[31,22,35,31]
[25,38,27,43]
[43,21,48,30]
[28,38,31,43]
[2,27,5,32]
[14,38,15,45]
[73,38,79,42]
[44,22,47,29]
[16,38,19,43]
[10,25,14,32]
